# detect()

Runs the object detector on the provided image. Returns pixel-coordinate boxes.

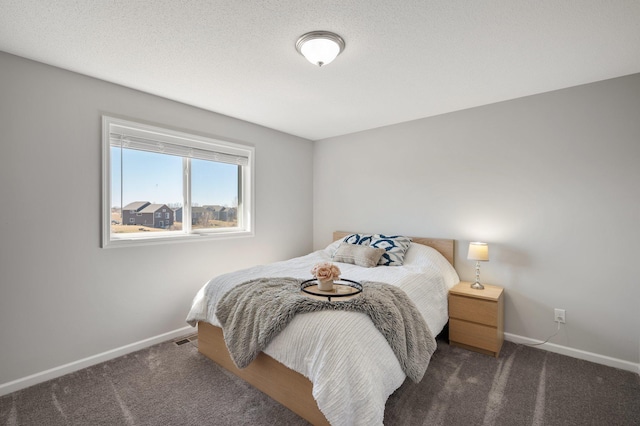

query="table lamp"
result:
[467,242,489,289]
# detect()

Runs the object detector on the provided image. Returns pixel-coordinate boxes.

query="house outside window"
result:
[102,116,254,248]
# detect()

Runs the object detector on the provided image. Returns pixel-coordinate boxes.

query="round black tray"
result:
[300,278,363,301]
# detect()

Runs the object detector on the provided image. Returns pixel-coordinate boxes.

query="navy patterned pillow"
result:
[342,233,372,246]
[370,234,412,266]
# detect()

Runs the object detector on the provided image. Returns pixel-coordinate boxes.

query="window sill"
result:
[102,229,254,248]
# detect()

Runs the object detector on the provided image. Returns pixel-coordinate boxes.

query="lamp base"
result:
[470,281,485,290]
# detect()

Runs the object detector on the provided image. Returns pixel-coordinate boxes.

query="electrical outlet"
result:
[554,308,566,323]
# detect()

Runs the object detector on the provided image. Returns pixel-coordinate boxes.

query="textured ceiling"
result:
[1,0,639,140]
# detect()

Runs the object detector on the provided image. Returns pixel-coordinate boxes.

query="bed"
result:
[186,232,459,425]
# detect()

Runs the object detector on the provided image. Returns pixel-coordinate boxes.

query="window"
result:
[102,116,254,248]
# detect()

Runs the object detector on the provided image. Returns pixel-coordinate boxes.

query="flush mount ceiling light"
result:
[295,31,345,67]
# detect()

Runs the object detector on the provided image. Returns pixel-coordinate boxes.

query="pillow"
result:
[332,242,386,268]
[402,243,460,286]
[370,234,412,266]
[342,233,372,246]
[324,239,343,254]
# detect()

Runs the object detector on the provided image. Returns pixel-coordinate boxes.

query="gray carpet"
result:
[1,335,638,425]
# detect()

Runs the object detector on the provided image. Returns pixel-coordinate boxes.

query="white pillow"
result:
[403,243,460,287]
[324,239,343,254]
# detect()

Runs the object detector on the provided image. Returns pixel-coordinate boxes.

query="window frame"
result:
[101,116,255,248]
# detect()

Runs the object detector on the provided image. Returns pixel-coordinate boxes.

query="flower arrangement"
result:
[311,262,341,283]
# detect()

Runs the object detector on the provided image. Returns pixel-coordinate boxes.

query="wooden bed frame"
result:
[197,232,455,425]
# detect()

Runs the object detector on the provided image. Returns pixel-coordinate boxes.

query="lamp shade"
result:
[467,242,489,261]
[296,31,345,67]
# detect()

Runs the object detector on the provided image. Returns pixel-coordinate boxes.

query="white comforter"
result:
[186,241,459,426]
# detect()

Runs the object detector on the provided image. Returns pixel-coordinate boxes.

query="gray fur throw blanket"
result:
[215,277,436,383]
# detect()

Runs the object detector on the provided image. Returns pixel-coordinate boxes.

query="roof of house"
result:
[123,201,150,211]
[139,203,169,214]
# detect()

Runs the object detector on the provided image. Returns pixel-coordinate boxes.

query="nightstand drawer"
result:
[449,318,501,353]
[449,294,498,326]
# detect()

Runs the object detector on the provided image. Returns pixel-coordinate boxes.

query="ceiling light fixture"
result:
[295,31,345,67]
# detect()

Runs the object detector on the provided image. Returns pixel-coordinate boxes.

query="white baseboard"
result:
[2,327,636,397]
[504,332,639,374]
[0,326,194,397]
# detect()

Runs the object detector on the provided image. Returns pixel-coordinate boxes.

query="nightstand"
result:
[448,281,504,357]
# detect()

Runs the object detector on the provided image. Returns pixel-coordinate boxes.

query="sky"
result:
[111,148,239,209]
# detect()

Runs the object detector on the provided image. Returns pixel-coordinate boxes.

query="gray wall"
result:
[0,52,314,385]
[314,74,640,366]
[1,49,638,390]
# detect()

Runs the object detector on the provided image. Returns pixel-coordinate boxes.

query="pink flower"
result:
[311,262,341,281]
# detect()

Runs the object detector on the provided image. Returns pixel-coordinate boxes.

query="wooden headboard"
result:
[333,231,455,267]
